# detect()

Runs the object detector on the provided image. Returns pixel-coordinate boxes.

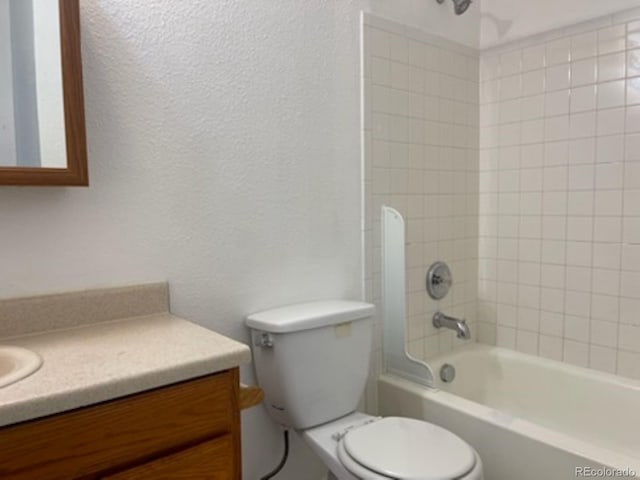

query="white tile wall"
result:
[479,18,640,379]
[363,13,640,416]
[362,14,479,411]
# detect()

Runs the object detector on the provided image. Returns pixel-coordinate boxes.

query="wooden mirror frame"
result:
[0,0,88,186]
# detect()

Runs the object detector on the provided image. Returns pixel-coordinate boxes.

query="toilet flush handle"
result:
[254,332,274,348]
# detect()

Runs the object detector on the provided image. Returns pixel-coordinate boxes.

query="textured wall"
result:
[1,1,364,478]
[0,1,479,478]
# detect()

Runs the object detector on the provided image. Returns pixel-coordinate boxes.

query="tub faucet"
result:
[433,312,471,340]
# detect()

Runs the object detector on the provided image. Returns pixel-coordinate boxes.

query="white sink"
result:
[0,346,43,388]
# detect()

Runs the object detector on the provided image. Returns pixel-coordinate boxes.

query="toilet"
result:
[246,300,483,480]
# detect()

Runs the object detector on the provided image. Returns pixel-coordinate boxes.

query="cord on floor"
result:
[260,429,290,480]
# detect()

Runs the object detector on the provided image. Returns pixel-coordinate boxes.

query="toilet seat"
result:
[339,417,477,480]
[338,439,392,479]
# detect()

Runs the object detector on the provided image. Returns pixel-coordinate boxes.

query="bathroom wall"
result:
[11,0,42,168]
[369,0,480,48]
[481,0,640,49]
[0,1,479,479]
[0,0,17,166]
[478,9,640,379]
[362,13,480,409]
[32,0,65,168]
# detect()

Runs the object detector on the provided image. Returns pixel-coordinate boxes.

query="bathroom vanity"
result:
[0,283,253,480]
[0,371,241,479]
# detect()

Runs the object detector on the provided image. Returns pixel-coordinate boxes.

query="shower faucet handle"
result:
[432,272,451,286]
[426,261,452,300]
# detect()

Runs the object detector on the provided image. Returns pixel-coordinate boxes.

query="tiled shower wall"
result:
[478,12,640,379]
[362,13,479,409]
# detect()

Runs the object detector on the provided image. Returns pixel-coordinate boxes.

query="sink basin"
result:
[0,346,43,388]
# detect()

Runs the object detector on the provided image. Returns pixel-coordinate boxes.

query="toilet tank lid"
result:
[245,300,375,333]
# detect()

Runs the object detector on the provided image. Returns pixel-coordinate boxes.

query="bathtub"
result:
[378,344,640,480]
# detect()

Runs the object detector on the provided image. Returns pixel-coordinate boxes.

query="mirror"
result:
[0,0,87,186]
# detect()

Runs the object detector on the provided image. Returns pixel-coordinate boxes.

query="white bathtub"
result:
[378,344,640,480]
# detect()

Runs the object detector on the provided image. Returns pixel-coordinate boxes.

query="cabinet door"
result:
[0,370,241,480]
[102,436,235,480]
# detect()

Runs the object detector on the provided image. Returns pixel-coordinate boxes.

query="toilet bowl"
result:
[302,412,483,480]
[246,300,484,480]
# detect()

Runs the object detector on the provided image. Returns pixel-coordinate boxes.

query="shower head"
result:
[436,0,472,15]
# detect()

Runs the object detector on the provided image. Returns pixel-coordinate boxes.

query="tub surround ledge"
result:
[0,284,251,427]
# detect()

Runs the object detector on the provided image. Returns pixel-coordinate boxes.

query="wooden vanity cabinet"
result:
[0,369,242,480]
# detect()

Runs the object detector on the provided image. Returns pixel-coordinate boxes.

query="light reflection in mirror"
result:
[0,0,66,169]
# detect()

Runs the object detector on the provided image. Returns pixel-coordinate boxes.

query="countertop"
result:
[0,313,252,427]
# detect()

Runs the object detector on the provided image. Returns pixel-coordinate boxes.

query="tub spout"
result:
[433,312,471,340]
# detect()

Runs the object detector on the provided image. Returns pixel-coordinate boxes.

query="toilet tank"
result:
[246,301,374,430]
